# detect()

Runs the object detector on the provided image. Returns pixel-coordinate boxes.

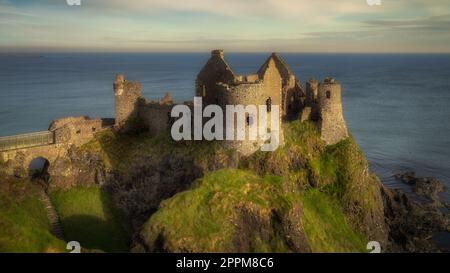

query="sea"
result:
[0,53,449,203]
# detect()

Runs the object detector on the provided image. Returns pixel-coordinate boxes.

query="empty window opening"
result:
[266,97,272,112]
[246,115,254,126]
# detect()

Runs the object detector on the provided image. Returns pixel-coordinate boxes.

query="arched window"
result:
[326,91,331,99]
[266,97,272,112]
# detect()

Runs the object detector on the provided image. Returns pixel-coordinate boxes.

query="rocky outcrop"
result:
[104,153,203,229]
[395,171,446,208]
[382,173,449,252]
[48,147,107,189]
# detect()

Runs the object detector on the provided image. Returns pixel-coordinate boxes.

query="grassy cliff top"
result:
[141,168,367,252]
[137,121,386,252]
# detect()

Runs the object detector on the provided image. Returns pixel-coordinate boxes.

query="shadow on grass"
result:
[62,214,130,253]
[52,187,132,253]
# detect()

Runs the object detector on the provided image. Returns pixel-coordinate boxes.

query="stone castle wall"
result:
[261,53,304,119]
[49,116,113,147]
[317,78,348,145]
[114,74,142,132]
[112,51,349,155]
[196,49,236,105]
[215,57,283,155]
[139,101,174,137]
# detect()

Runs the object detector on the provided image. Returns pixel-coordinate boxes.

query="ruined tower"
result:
[317,77,348,145]
[301,78,320,121]
[258,53,305,119]
[306,78,319,105]
[113,74,142,132]
[195,49,236,105]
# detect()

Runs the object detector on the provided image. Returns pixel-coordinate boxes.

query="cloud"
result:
[364,14,450,31]
[1,0,449,52]
[71,0,375,19]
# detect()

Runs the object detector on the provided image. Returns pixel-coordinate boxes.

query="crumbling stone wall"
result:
[139,102,173,137]
[0,115,113,179]
[113,50,349,153]
[318,77,348,145]
[259,53,305,119]
[302,78,320,121]
[114,74,142,132]
[49,116,110,147]
[196,50,236,105]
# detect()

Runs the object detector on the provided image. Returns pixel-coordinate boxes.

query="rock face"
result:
[381,184,449,252]
[379,172,449,252]
[41,146,107,190]
[104,153,204,229]
[395,171,446,207]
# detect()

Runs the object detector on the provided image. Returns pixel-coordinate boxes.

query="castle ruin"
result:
[0,50,349,162]
[113,50,349,154]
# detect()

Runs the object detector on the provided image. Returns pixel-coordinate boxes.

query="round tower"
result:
[318,77,348,145]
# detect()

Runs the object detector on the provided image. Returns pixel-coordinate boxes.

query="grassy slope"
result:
[141,121,374,252]
[0,176,66,253]
[0,119,379,253]
[142,169,291,252]
[50,187,132,252]
[302,189,366,252]
[142,169,367,252]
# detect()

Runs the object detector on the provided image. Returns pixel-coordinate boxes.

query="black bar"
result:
[0,253,447,272]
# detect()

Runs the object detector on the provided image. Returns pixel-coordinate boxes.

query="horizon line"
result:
[1,51,450,55]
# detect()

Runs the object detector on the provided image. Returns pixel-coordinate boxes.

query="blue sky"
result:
[0,0,449,52]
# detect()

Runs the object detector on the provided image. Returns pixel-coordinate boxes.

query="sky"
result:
[0,0,449,53]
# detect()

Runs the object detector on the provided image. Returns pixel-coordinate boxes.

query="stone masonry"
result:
[113,50,349,154]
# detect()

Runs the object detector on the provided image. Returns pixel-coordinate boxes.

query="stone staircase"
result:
[40,191,65,240]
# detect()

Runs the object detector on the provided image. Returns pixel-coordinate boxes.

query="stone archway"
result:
[28,156,51,188]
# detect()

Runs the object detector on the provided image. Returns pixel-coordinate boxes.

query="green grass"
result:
[142,168,368,253]
[0,177,66,253]
[142,169,292,253]
[302,189,367,252]
[50,187,132,252]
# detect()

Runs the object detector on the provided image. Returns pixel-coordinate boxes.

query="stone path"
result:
[40,191,65,240]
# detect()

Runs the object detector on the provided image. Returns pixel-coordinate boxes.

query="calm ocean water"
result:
[0,53,449,201]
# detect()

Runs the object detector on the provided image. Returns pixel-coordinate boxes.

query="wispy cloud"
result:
[0,0,449,52]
